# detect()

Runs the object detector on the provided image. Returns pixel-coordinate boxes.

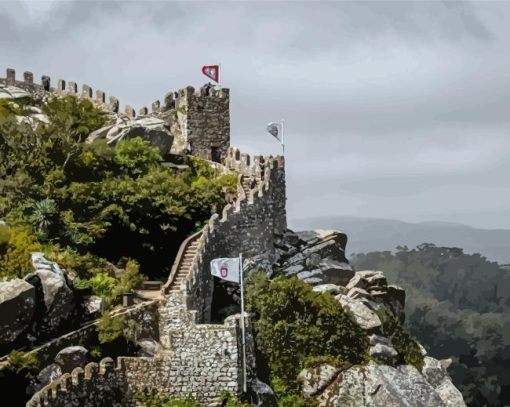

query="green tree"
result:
[246,273,368,388]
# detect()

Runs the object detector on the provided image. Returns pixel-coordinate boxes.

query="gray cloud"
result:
[2,0,510,229]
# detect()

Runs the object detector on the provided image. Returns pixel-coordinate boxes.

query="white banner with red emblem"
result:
[210,257,241,283]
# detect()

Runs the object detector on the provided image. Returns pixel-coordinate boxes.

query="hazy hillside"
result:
[290,216,510,264]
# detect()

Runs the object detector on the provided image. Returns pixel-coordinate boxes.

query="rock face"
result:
[35,269,75,334]
[29,252,75,335]
[342,270,406,323]
[299,360,466,407]
[0,279,36,348]
[29,363,62,393]
[54,346,89,373]
[83,295,106,317]
[0,252,79,352]
[87,116,173,155]
[277,230,354,286]
[0,84,31,99]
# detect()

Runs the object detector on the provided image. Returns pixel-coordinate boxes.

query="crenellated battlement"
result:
[0,67,122,113]
[26,357,126,407]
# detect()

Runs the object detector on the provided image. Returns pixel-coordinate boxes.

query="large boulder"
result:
[34,264,75,334]
[0,84,31,100]
[279,230,353,286]
[0,279,36,347]
[54,346,89,373]
[31,252,64,277]
[87,116,173,155]
[28,363,62,393]
[83,295,106,317]
[421,356,466,407]
[344,271,406,322]
[336,293,381,331]
[300,360,466,406]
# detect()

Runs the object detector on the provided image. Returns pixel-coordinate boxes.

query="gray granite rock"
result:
[54,346,88,373]
[336,293,382,330]
[304,361,463,406]
[0,279,36,346]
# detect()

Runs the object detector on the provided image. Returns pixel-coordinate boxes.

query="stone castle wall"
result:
[122,291,242,403]
[174,85,230,162]
[0,68,121,113]
[26,357,128,407]
[27,294,242,406]
[172,147,287,322]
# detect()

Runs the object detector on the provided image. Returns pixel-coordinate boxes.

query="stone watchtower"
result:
[171,84,230,163]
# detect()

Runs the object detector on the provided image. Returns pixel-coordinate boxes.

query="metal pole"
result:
[239,252,247,393]
[281,119,285,156]
[218,63,222,90]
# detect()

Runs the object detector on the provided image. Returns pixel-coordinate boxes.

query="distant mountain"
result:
[290,216,510,264]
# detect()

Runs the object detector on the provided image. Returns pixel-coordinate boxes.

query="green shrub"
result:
[88,273,117,301]
[303,355,350,369]
[246,273,369,389]
[133,390,201,407]
[270,376,310,407]
[217,391,252,407]
[3,350,39,378]
[0,99,21,119]
[0,225,41,279]
[114,137,162,176]
[97,312,125,344]
[112,259,145,298]
[46,250,114,280]
[42,95,108,142]
[377,308,424,370]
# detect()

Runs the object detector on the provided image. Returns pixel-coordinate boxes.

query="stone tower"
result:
[172,84,230,163]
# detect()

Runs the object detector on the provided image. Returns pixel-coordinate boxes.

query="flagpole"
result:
[218,63,222,90]
[281,119,285,156]
[239,252,247,394]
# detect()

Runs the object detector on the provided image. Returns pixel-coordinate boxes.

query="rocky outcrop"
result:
[299,360,466,407]
[0,84,31,100]
[276,230,353,286]
[87,116,173,155]
[341,270,406,323]
[0,279,36,347]
[54,346,89,373]
[0,253,79,352]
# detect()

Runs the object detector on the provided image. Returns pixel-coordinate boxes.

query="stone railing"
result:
[161,230,203,294]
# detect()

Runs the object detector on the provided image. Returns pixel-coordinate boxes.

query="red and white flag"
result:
[210,257,240,283]
[202,65,220,83]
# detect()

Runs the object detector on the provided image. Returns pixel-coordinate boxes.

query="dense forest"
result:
[351,244,510,407]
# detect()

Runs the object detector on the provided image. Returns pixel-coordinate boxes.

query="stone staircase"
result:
[168,239,200,292]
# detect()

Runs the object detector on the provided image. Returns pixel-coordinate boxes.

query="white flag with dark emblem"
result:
[266,122,282,143]
[210,257,241,283]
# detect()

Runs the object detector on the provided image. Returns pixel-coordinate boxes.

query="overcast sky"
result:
[2,0,510,229]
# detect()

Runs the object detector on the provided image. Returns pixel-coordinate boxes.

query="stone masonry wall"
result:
[122,291,241,404]
[182,147,287,322]
[1,67,121,113]
[173,85,230,162]
[26,357,128,407]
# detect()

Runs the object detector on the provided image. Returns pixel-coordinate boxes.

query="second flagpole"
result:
[239,252,247,393]
[281,119,285,156]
